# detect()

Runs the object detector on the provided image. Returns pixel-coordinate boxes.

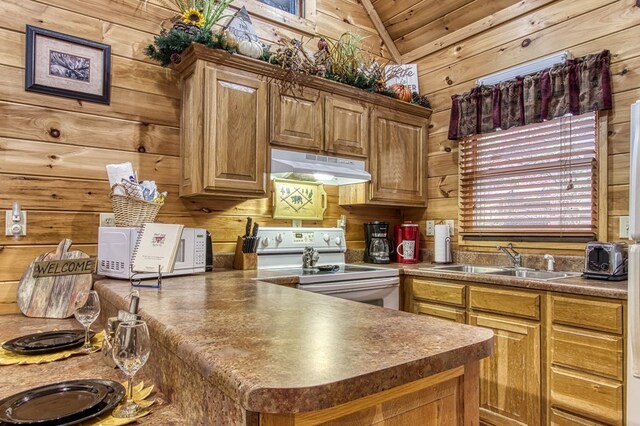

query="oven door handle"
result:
[299,277,399,293]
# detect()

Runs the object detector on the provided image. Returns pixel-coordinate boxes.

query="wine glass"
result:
[73,290,100,352]
[112,320,151,418]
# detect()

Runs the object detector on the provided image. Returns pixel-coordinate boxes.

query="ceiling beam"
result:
[359,0,403,64]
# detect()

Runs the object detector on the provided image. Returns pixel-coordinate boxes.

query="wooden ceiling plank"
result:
[401,0,556,63]
[384,0,471,40]
[394,0,521,55]
[360,0,403,63]
[370,0,423,23]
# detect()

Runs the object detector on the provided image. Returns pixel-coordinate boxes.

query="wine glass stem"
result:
[127,373,135,406]
[84,324,90,348]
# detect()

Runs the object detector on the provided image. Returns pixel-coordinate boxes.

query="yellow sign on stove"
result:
[272,179,327,221]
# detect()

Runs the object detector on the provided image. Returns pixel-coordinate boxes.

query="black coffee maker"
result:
[364,222,393,264]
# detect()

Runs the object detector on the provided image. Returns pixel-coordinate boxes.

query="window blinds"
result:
[459,112,598,238]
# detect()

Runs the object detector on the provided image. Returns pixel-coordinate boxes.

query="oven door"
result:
[298,277,400,309]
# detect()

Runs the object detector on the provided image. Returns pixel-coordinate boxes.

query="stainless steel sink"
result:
[420,265,506,274]
[419,264,582,281]
[487,269,582,281]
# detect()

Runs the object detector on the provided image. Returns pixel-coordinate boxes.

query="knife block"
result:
[233,236,257,270]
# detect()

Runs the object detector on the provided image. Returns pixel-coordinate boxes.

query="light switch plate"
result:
[620,216,630,239]
[100,212,116,227]
[426,220,435,236]
[445,219,455,236]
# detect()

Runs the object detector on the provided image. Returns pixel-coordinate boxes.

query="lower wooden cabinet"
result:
[404,277,626,425]
[470,313,541,426]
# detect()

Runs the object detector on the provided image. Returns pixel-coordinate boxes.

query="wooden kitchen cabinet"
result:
[324,95,369,158]
[179,61,268,198]
[270,85,323,152]
[404,277,626,425]
[340,107,429,207]
[470,312,541,426]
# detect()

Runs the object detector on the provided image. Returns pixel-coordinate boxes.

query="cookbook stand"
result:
[129,265,162,289]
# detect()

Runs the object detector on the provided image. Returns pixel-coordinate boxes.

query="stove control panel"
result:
[256,227,346,254]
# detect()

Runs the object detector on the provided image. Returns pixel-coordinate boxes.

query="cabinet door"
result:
[203,68,267,196]
[369,108,427,205]
[270,85,323,151]
[413,301,466,324]
[469,313,541,426]
[324,95,369,158]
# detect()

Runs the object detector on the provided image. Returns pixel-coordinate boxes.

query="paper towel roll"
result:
[434,224,452,263]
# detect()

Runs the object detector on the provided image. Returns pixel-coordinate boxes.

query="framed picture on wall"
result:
[25,25,111,104]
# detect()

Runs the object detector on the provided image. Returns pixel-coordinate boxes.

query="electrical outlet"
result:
[620,216,630,239]
[426,220,435,236]
[445,219,455,236]
[292,219,302,228]
[5,210,27,236]
[100,213,116,227]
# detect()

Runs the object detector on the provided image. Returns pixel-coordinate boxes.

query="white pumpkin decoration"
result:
[238,40,263,59]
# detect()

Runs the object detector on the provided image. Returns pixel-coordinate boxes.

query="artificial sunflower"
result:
[182,8,205,27]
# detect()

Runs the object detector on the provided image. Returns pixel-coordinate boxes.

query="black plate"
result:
[2,331,95,355]
[0,380,125,426]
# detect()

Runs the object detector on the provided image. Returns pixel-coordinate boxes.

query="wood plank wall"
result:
[404,0,638,256]
[0,0,401,313]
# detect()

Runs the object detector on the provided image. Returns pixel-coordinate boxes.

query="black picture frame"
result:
[25,25,111,105]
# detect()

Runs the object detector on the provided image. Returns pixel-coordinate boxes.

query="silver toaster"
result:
[583,242,628,280]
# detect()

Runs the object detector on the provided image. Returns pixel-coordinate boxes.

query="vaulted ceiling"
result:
[368,0,522,58]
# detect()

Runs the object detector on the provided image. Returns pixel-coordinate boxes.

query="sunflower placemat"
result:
[84,381,156,426]
[0,331,105,366]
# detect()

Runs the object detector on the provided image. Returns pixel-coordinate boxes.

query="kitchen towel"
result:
[434,224,452,263]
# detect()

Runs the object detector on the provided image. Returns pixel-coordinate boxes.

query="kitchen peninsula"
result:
[96,271,493,425]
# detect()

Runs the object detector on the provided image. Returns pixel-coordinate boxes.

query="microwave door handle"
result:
[631,245,640,378]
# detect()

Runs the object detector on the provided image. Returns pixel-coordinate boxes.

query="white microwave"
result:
[98,227,208,279]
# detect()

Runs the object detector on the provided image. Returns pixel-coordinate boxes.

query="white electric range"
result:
[256,227,400,309]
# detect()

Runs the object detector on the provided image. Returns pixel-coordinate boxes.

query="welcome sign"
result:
[32,258,95,278]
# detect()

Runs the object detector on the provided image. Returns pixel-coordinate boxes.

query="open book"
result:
[132,223,184,273]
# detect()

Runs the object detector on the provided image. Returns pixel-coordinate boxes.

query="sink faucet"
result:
[543,254,555,272]
[497,243,521,268]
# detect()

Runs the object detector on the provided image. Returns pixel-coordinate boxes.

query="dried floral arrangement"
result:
[141,0,430,108]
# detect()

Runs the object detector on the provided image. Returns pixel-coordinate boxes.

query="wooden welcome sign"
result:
[17,239,94,319]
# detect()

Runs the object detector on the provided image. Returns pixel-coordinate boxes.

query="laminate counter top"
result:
[95,271,493,418]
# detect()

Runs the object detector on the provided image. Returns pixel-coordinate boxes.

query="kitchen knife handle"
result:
[244,217,252,238]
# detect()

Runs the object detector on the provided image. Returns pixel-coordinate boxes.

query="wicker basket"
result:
[110,183,163,227]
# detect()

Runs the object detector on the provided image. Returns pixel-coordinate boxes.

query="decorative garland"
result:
[142,2,430,109]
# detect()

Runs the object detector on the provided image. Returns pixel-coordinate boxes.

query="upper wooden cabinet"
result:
[324,95,369,158]
[340,107,428,207]
[174,45,431,203]
[370,108,428,205]
[270,85,323,152]
[179,61,268,198]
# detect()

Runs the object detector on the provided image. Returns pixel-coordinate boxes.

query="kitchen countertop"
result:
[95,271,494,414]
[393,263,628,300]
[0,316,181,424]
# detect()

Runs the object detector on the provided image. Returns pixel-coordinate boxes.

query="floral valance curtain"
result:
[448,50,612,140]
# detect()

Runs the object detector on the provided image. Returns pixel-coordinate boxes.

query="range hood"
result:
[270,148,371,185]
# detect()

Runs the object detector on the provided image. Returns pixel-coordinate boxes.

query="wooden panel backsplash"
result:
[0,0,402,293]
[403,0,638,255]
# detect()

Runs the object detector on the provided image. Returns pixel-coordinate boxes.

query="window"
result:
[258,0,302,16]
[459,112,599,240]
